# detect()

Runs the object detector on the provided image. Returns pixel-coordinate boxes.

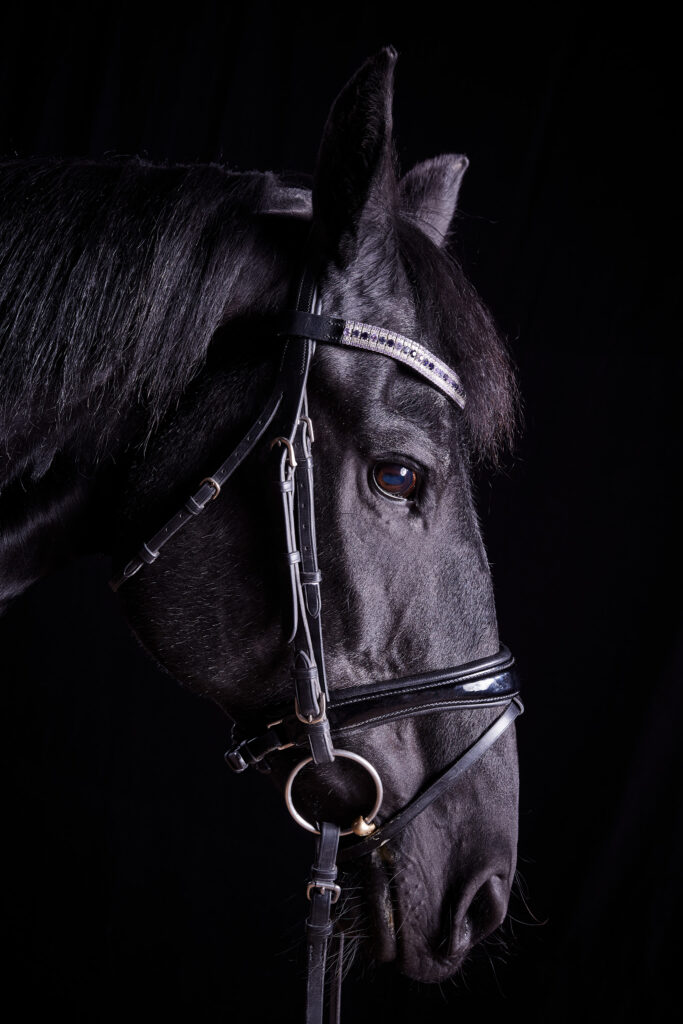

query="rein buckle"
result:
[306,880,341,904]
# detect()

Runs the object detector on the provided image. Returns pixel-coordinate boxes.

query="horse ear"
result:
[312,47,398,263]
[399,154,469,248]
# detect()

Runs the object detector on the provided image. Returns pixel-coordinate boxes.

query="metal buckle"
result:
[306,880,341,904]
[199,476,221,500]
[299,415,315,444]
[224,748,249,773]
[294,691,327,725]
[270,436,297,469]
[265,717,295,751]
[299,415,315,457]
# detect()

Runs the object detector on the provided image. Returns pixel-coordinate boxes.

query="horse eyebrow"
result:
[334,349,457,452]
[383,368,455,438]
[352,382,454,462]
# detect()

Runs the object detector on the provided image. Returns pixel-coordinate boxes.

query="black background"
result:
[1,4,681,1021]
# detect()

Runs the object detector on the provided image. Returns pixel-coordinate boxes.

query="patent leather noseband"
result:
[112,267,523,1024]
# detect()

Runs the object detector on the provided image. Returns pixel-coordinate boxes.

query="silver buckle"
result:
[294,691,327,725]
[270,436,297,469]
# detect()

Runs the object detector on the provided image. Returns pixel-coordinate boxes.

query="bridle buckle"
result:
[199,476,221,500]
[295,691,327,725]
[299,414,315,457]
[270,435,297,469]
[306,880,341,904]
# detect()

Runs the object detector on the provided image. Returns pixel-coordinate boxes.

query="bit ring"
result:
[284,749,383,836]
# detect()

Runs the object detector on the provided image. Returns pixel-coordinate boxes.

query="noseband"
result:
[112,268,523,1024]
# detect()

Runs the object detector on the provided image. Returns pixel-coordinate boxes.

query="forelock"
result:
[396,219,519,462]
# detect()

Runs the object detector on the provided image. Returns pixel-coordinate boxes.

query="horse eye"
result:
[372,462,419,500]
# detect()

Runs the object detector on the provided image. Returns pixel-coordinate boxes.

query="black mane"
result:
[0,156,515,486]
[396,220,518,460]
[0,158,296,473]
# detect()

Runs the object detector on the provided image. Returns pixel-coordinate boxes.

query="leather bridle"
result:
[111,267,523,1024]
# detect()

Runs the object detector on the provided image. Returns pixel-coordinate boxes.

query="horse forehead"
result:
[309,343,455,441]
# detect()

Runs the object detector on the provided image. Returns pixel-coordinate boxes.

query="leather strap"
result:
[327,933,344,1024]
[224,648,518,772]
[329,932,343,1024]
[330,644,515,707]
[276,270,333,763]
[276,311,345,346]
[294,395,328,698]
[110,386,284,590]
[329,656,518,736]
[338,697,523,862]
[305,822,341,1024]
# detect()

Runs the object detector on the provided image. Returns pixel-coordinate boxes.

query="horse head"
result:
[113,49,520,982]
[0,48,520,989]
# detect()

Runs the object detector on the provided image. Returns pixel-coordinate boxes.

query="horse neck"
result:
[0,395,143,612]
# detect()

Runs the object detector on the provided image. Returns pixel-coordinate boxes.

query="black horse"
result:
[0,48,519,988]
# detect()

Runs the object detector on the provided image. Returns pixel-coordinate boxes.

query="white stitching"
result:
[330,664,515,709]
[333,694,519,732]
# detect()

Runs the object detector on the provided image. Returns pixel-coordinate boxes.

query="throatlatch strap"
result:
[109,385,284,590]
[306,822,341,1024]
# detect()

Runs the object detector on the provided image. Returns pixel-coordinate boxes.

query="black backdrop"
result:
[1,4,681,1021]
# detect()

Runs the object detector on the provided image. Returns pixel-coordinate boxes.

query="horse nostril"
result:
[450,873,509,957]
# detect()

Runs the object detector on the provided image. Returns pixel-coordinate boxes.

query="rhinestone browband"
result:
[275,311,466,408]
[339,319,466,407]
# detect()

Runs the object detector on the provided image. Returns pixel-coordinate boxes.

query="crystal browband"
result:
[274,311,466,408]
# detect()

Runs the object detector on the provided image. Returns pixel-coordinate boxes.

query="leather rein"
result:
[111,268,523,1024]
